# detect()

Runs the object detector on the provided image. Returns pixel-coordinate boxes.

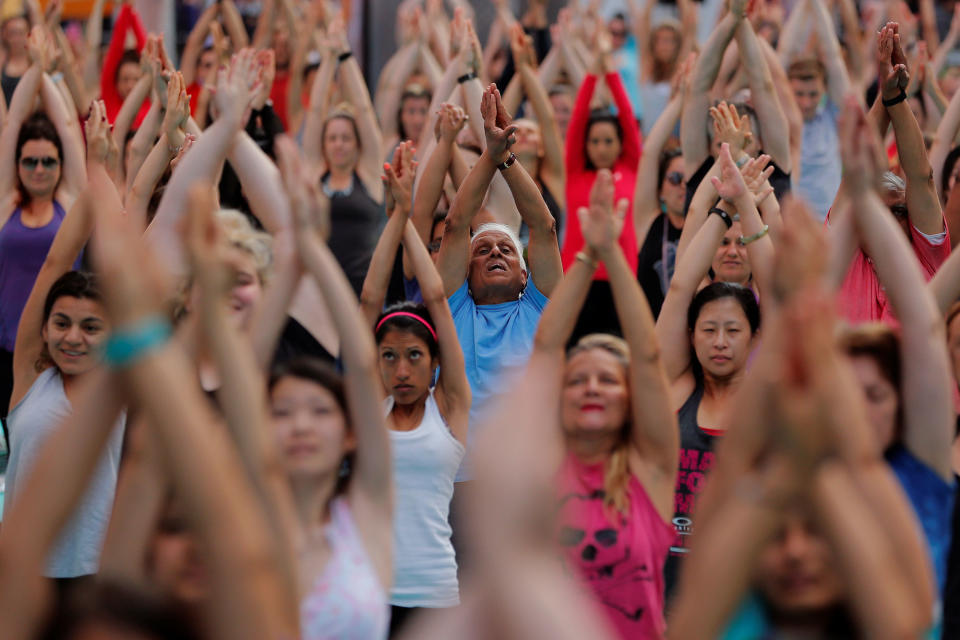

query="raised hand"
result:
[578,168,627,256]
[710,142,751,204]
[740,153,775,205]
[170,133,196,171]
[877,23,909,101]
[26,25,49,69]
[85,100,113,165]
[276,135,331,243]
[326,16,350,56]
[213,48,263,127]
[480,84,518,163]
[382,140,418,215]
[251,48,276,110]
[449,7,466,58]
[710,101,753,158]
[161,71,190,141]
[509,23,535,68]
[437,102,468,142]
[772,197,828,303]
[670,51,696,99]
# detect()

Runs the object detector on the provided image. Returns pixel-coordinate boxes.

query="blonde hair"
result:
[567,333,633,516]
[173,209,273,321]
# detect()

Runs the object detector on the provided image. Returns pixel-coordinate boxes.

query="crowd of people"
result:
[0,0,959,637]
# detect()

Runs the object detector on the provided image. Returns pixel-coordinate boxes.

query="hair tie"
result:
[375,312,438,342]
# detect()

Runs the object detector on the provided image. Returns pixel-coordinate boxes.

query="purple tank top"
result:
[0,202,77,351]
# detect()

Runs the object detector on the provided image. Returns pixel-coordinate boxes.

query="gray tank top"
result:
[1,368,125,577]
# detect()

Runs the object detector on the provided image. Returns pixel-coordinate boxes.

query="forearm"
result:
[220,0,250,49]
[375,42,420,141]
[302,56,336,166]
[226,133,292,234]
[812,466,931,638]
[359,210,409,327]
[126,134,174,231]
[412,138,453,244]
[41,74,85,193]
[565,74,598,173]
[113,74,152,160]
[736,20,790,170]
[124,100,162,194]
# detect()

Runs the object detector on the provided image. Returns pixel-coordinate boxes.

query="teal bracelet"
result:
[103,315,172,368]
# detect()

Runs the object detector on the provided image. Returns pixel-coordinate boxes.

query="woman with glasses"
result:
[0,28,86,416]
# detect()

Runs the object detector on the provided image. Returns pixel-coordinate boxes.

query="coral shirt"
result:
[562,72,642,280]
[837,223,950,326]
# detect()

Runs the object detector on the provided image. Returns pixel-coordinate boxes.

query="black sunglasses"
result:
[427,240,442,254]
[889,204,908,219]
[20,156,59,170]
[665,171,685,186]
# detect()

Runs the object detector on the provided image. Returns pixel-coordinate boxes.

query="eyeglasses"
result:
[427,240,442,254]
[20,156,59,170]
[889,204,908,219]
[665,171,685,186]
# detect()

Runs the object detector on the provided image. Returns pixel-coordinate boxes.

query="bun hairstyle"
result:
[375,302,439,360]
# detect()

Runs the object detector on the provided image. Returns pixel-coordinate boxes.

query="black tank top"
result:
[322,173,386,297]
[664,380,725,599]
[1,67,21,106]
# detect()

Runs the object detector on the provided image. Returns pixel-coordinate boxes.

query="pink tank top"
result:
[299,497,389,640]
[556,453,673,640]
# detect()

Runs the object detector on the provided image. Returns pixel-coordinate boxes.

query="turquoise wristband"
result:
[103,316,172,368]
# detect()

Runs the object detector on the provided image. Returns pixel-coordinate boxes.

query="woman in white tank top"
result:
[359,165,471,635]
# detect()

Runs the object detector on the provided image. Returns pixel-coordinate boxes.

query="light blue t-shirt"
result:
[795,100,841,220]
[449,279,549,480]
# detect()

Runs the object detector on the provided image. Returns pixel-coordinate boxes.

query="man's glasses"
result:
[665,171,685,186]
[20,156,59,170]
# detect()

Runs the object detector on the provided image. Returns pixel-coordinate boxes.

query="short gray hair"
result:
[880,171,906,197]
[471,223,526,273]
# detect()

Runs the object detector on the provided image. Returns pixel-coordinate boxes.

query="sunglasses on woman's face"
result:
[889,204,909,219]
[665,171,685,186]
[20,156,59,170]
[427,240,442,254]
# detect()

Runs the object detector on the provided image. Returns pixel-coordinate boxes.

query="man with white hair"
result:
[437,84,561,481]
[833,24,950,326]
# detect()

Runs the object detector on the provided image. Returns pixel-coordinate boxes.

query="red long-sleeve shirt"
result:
[101,4,149,125]
[562,72,642,280]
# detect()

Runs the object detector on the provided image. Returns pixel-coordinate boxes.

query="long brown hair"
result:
[567,334,633,516]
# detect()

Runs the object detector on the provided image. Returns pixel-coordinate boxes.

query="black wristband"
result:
[457,71,478,84]
[337,50,353,63]
[708,207,733,229]
[498,152,517,171]
[882,90,908,108]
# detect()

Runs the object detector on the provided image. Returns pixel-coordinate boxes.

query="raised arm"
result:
[91,214,299,640]
[656,210,728,383]
[41,71,86,202]
[83,0,107,93]
[484,85,562,296]
[930,62,960,200]
[100,2,147,120]
[846,136,953,480]
[10,108,113,411]
[292,169,393,588]
[590,170,678,518]
[147,51,262,278]
[634,58,691,241]
[220,0,250,51]
[734,18,791,172]
[564,72,599,175]
[301,43,336,169]
[328,19,383,200]
[411,103,465,252]
[515,44,564,205]
[359,142,415,327]
[0,30,44,200]
[808,0,851,106]
[680,6,743,174]
[180,2,218,88]
[375,41,422,147]
[402,220,470,444]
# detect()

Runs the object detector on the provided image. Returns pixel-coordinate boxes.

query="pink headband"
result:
[375,312,438,342]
